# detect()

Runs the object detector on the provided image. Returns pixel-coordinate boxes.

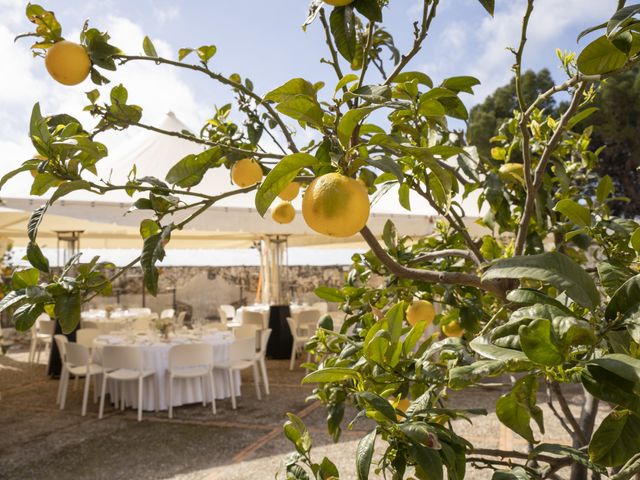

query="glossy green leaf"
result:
[275,95,324,127]
[567,107,599,129]
[598,260,636,296]
[491,467,531,480]
[496,375,543,443]
[356,428,376,480]
[393,71,433,88]
[483,252,600,309]
[477,0,495,16]
[50,180,92,204]
[330,6,358,62]
[506,289,573,313]
[606,274,640,321]
[359,391,397,422]
[441,76,481,94]
[577,35,629,75]
[314,286,345,302]
[630,227,640,253]
[334,73,359,94]
[469,336,531,363]
[554,199,591,227]
[530,443,606,474]
[265,78,318,103]
[55,291,81,334]
[142,36,157,57]
[590,410,640,467]
[256,153,317,216]
[338,107,377,147]
[449,360,506,389]
[519,318,565,366]
[582,355,640,414]
[13,303,45,332]
[409,443,443,480]
[26,242,49,273]
[165,147,223,188]
[196,45,217,64]
[353,0,382,22]
[607,4,640,36]
[302,367,360,384]
[11,268,40,290]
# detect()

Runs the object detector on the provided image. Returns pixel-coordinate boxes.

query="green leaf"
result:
[403,320,428,356]
[554,199,591,227]
[393,71,433,88]
[330,6,358,63]
[496,375,543,443]
[50,180,92,204]
[606,274,640,321]
[334,73,359,94]
[196,45,217,64]
[590,410,640,467]
[449,360,506,389]
[611,453,640,480]
[142,36,158,57]
[13,303,45,332]
[353,0,382,22]
[469,336,531,363]
[483,252,600,309]
[140,229,168,296]
[598,260,636,296]
[275,95,324,127]
[568,107,599,129]
[409,442,443,480]
[441,76,480,94]
[314,286,345,302]
[302,367,360,384]
[283,413,312,455]
[519,318,565,366]
[30,172,61,195]
[366,157,403,182]
[26,242,49,273]
[506,289,573,313]
[582,354,640,414]
[530,443,606,474]
[477,0,495,16]
[11,268,40,290]
[607,4,640,36]
[491,467,531,480]
[385,301,404,344]
[552,317,596,346]
[265,78,317,103]
[338,106,377,147]
[631,227,640,253]
[139,219,161,239]
[55,292,81,334]
[178,48,193,61]
[344,85,391,104]
[577,35,629,75]
[165,147,223,188]
[27,205,47,243]
[319,457,339,479]
[398,183,411,210]
[255,153,317,216]
[359,391,397,422]
[356,429,376,480]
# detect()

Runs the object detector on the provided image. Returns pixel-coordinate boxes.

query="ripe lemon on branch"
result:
[442,320,464,338]
[231,158,263,187]
[45,41,91,86]
[406,300,436,327]
[272,201,295,224]
[302,173,369,237]
[278,182,300,201]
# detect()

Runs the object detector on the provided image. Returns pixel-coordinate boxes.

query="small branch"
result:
[549,382,587,445]
[359,226,506,297]
[114,54,298,153]
[319,9,346,84]
[514,82,586,255]
[355,22,376,94]
[408,249,479,266]
[546,382,583,442]
[473,448,559,465]
[383,0,439,86]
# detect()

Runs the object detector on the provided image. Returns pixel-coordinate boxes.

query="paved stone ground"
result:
[0,346,609,480]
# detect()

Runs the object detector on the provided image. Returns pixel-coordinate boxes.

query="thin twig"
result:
[408,249,479,266]
[114,54,298,153]
[546,382,581,442]
[550,382,587,445]
[359,226,506,296]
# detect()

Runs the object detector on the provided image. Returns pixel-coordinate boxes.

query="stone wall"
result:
[89,265,348,320]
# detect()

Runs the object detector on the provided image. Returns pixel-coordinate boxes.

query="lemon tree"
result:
[5,1,640,479]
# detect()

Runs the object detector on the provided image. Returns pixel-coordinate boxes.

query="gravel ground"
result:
[0,344,610,480]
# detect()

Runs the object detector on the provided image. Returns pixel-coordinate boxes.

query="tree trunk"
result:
[569,388,599,480]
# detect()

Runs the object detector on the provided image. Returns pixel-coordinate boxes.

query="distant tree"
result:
[589,67,640,216]
[467,69,557,158]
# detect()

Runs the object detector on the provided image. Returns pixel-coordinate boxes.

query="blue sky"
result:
[0,0,621,265]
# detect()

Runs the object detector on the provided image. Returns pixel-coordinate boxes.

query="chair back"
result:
[54,334,68,360]
[132,316,151,332]
[160,308,175,319]
[243,310,265,328]
[175,311,187,328]
[234,324,258,340]
[169,343,213,369]
[39,319,56,336]
[76,329,99,348]
[101,345,143,371]
[230,337,256,363]
[311,302,328,315]
[296,309,321,332]
[257,329,272,358]
[217,307,228,326]
[65,342,90,367]
[220,304,235,319]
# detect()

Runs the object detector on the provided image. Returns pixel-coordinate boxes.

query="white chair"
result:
[234,324,259,341]
[256,329,272,396]
[29,317,55,365]
[54,334,69,405]
[216,337,262,410]
[160,308,175,319]
[311,302,329,316]
[98,345,158,422]
[167,343,216,419]
[287,309,321,370]
[60,342,104,416]
[220,304,235,321]
[76,329,99,350]
[243,310,267,329]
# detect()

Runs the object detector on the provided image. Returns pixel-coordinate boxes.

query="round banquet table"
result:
[93,331,240,411]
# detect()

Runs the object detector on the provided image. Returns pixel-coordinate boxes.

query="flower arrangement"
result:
[153,317,173,340]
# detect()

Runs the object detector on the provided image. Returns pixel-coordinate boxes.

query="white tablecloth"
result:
[93,331,240,411]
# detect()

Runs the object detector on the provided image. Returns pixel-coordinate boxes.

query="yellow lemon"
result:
[278,182,300,201]
[498,163,525,185]
[272,201,295,224]
[391,397,411,422]
[302,173,369,237]
[406,300,436,327]
[442,321,464,338]
[324,0,355,5]
[231,158,263,187]
[45,41,91,86]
